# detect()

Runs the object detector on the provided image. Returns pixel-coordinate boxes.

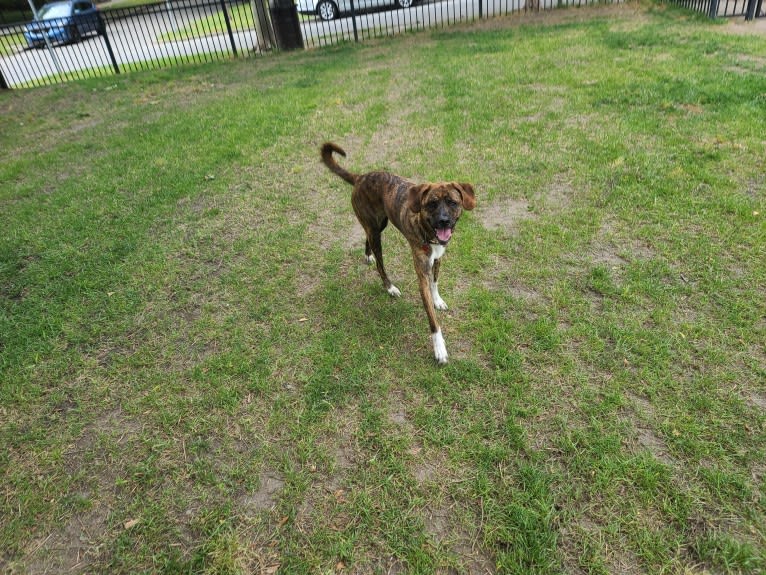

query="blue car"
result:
[24,1,105,49]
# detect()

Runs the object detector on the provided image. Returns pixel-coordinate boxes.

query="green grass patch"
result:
[0,32,27,57]
[1,4,765,573]
[158,4,256,42]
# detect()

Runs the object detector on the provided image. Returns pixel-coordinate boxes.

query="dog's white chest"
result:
[429,244,446,267]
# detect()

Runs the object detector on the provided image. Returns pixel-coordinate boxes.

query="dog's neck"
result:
[421,241,446,258]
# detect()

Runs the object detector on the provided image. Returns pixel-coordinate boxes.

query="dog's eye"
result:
[447,199,458,208]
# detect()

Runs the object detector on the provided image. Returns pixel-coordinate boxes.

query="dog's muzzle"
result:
[433,211,455,244]
[435,226,453,245]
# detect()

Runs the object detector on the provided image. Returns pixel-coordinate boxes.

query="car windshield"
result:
[38,3,72,19]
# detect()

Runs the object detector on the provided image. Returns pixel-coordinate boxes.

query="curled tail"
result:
[321,142,357,186]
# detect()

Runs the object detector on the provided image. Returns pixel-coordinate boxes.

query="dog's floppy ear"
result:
[453,183,476,211]
[407,184,431,214]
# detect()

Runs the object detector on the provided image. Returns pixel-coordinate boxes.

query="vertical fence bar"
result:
[102,19,121,75]
[349,0,359,43]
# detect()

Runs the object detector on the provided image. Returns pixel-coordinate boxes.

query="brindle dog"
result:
[321,142,476,365]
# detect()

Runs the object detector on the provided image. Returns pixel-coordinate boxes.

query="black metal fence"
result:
[668,0,763,18]
[1,0,616,89]
[0,0,268,88]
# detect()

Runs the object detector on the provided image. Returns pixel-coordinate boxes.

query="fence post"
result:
[479,0,483,19]
[220,0,238,55]
[0,68,8,89]
[269,0,304,50]
[707,0,719,18]
[745,0,757,20]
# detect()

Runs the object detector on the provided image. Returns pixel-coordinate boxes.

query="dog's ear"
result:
[453,183,476,211]
[407,184,431,214]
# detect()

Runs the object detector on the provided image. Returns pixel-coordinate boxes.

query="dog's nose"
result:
[438,217,451,228]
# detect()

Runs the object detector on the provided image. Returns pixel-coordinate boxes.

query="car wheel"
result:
[317,0,338,20]
[396,0,414,7]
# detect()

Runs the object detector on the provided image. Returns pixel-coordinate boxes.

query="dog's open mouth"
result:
[436,227,453,245]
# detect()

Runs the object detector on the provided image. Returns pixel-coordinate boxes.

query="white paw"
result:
[365,254,376,265]
[387,285,402,297]
[431,283,447,310]
[432,330,448,365]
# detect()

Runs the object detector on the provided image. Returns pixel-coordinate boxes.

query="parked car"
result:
[24,0,105,49]
[297,0,414,21]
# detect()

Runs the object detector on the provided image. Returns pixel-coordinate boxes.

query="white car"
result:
[297,0,415,21]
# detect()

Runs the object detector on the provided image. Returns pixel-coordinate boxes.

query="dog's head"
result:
[407,182,476,245]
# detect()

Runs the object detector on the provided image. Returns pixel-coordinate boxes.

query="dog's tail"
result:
[321,142,357,186]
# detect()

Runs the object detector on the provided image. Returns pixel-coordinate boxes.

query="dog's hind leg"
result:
[366,228,401,297]
[364,239,375,265]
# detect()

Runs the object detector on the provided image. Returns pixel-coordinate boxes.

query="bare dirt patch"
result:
[746,391,766,410]
[476,196,535,235]
[23,507,110,575]
[624,391,677,467]
[508,283,546,303]
[359,51,441,175]
[589,243,630,268]
[422,503,496,574]
[722,17,766,37]
[413,454,443,485]
[534,172,576,212]
[239,472,285,514]
[592,219,656,267]
[20,406,145,574]
[560,517,644,575]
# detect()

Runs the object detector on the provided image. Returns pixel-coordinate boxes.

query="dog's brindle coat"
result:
[321,142,476,365]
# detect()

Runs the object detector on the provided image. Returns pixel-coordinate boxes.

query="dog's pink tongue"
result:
[436,228,453,243]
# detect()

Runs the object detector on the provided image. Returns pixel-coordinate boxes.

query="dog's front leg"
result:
[430,257,447,311]
[413,252,448,365]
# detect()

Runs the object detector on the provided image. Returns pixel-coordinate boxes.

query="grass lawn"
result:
[1,3,765,573]
[158,4,256,43]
